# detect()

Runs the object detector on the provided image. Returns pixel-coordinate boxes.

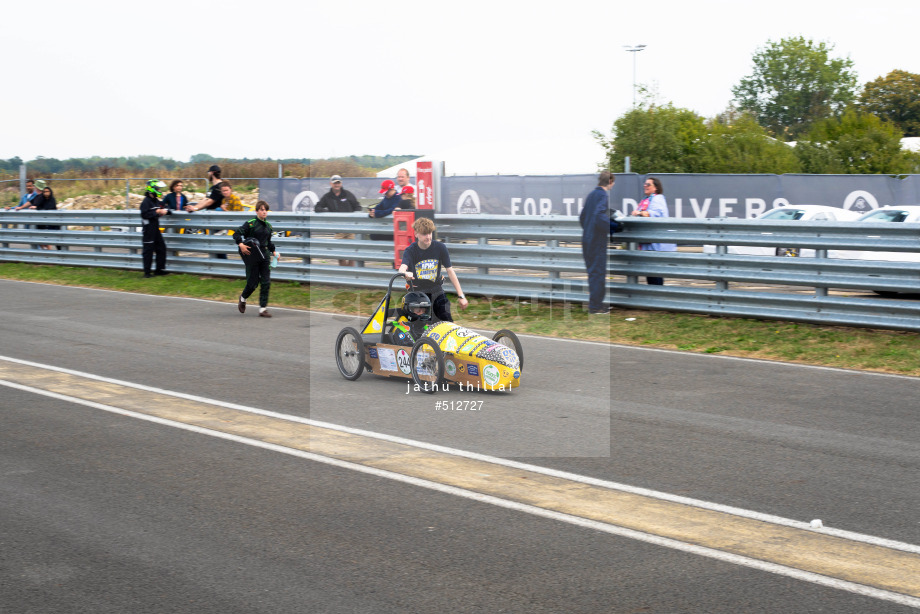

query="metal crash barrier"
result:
[1,210,919,331]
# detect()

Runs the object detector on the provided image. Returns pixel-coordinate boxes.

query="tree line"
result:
[596,36,920,175]
[0,154,420,179]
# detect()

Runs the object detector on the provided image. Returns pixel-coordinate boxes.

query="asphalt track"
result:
[2,279,919,613]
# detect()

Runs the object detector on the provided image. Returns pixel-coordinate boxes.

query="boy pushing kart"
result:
[397,217,468,322]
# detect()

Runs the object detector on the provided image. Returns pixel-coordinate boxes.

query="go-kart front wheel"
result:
[335,327,365,381]
[410,337,445,394]
[492,329,524,371]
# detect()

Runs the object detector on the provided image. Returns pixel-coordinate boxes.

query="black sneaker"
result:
[589,306,611,315]
[153,270,170,276]
[143,272,153,278]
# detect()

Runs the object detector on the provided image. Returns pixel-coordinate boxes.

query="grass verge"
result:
[2,262,919,377]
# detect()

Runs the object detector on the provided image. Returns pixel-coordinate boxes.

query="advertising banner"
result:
[439,173,920,218]
[416,161,434,209]
[260,174,920,219]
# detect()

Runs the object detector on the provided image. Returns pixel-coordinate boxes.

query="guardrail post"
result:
[354,232,365,268]
[547,239,560,279]
[477,236,489,275]
[715,244,728,291]
[814,249,829,297]
[625,242,639,284]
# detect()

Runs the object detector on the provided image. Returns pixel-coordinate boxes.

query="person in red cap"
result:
[369,179,402,218]
[398,185,416,209]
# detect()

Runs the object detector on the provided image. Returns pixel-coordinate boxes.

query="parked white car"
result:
[829,205,920,263]
[851,205,920,224]
[703,204,862,257]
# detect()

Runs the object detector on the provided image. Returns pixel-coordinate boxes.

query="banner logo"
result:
[843,190,878,212]
[457,189,481,214]
[291,191,320,213]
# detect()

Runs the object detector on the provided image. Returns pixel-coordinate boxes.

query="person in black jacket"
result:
[140,180,170,277]
[314,175,361,213]
[234,200,278,317]
[315,175,362,266]
[31,186,60,249]
[579,171,620,314]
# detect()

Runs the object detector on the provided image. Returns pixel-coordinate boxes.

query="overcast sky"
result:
[3,0,918,163]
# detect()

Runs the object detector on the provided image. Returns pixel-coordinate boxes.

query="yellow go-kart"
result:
[335,273,523,393]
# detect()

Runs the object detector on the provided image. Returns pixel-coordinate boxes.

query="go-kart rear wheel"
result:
[410,337,445,394]
[492,329,524,371]
[335,327,365,381]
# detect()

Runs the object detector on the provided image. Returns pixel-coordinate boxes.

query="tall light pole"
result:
[623,44,646,107]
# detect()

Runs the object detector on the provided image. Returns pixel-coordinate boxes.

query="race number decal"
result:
[397,349,411,374]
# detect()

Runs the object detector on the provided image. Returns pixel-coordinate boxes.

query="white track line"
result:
[2,353,918,558]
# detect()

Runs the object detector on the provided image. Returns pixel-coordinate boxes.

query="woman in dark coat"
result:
[31,187,60,249]
[161,180,188,211]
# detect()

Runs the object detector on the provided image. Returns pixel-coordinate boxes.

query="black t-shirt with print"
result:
[400,241,451,294]
[204,181,225,210]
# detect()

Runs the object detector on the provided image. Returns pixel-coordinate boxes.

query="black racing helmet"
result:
[402,291,432,322]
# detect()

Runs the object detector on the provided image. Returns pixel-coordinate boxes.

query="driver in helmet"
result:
[388,291,433,346]
[140,179,171,278]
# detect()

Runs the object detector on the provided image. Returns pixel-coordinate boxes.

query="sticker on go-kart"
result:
[369,348,378,359]
[396,349,411,374]
[483,364,501,387]
[443,337,459,352]
[415,353,436,376]
[445,360,457,377]
[377,348,398,372]
[467,364,479,377]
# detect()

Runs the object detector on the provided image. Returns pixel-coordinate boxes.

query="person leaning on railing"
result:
[8,179,41,210]
[368,179,402,218]
[161,180,189,211]
[632,176,676,285]
[185,165,226,212]
[315,174,362,266]
[398,185,417,209]
[219,182,247,211]
[184,167,231,259]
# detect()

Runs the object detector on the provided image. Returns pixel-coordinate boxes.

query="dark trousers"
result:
[582,235,607,311]
[142,225,167,273]
[242,254,271,307]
